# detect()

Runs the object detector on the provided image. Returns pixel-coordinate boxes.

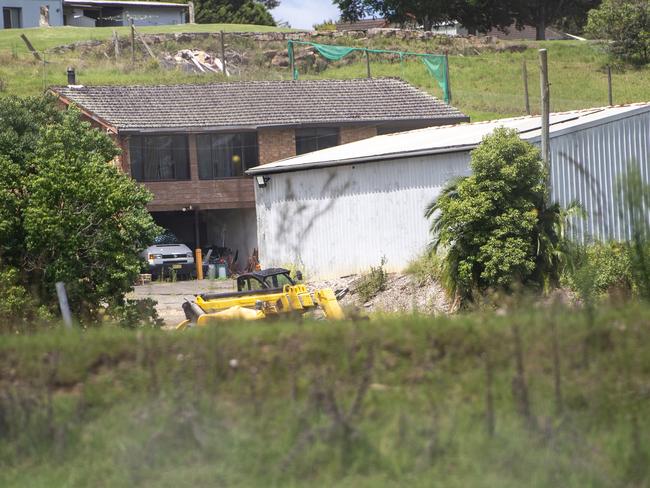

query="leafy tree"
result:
[586,0,650,65]
[426,128,571,303]
[333,0,512,32]
[333,0,600,39]
[0,96,158,328]
[194,0,276,25]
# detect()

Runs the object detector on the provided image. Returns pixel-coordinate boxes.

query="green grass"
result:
[0,29,649,121]
[0,23,292,53]
[1,304,650,487]
[309,40,650,120]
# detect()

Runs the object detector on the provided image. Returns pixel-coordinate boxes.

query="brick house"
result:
[50,78,468,267]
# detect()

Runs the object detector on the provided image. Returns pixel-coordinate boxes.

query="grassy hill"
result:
[0,26,649,121]
[1,304,649,487]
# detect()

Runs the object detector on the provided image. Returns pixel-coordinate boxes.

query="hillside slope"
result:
[0,27,649,121]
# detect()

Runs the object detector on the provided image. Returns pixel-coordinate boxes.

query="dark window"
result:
[196,132,258,179]
[129,135,190,182]
[295,127,339,155]
[3,8,21,28]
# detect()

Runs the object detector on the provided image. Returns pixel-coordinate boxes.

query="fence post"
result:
[365,49,371,78]
[444,52,452,104]
[522,59,531,115]
[607,65,613,106]
[55,282,73,329]
[539,49,550,190]
[130,18,135,63]
[220,30,226,75]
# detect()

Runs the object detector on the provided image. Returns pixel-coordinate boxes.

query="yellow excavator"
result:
[176,268,345,329]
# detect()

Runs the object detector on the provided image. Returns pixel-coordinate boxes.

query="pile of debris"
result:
[162,49,230,75]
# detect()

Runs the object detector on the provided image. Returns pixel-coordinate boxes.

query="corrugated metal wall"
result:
[255,153,471,277]
[549,111,650,241]
[256,111,650,278]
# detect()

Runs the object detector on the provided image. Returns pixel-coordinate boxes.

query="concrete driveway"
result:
[128,279,236,326]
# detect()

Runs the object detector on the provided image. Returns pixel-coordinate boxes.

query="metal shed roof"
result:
[247,103,650,175]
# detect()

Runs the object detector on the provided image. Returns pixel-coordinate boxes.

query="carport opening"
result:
[150,208,257,274]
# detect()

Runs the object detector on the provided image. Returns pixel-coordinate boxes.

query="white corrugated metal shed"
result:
[251,104,650,279]
[248,104,650,175]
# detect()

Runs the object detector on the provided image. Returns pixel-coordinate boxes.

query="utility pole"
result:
[130,18,135,63]
[539,49,551,190]
[522,59,531,115]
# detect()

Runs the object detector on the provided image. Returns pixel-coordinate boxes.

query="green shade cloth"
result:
[421,55,450,104]
[288,40,450,104]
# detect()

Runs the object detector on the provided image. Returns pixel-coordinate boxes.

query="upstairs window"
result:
[295,127,339,155]
[197,132,258,179]
[129,135,190,182]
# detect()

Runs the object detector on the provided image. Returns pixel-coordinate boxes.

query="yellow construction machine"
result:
[176,268,345,329]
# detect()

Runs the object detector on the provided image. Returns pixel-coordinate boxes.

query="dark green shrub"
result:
[565,242,633,297]
[426,128,573,303]
[106,298,164,329]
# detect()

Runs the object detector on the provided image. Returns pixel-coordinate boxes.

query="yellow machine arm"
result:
[177,284,345,329]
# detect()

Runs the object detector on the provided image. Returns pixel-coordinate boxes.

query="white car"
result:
[142,232,195,279]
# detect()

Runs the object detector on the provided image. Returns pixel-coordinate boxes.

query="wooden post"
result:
[444,52,452,104]
[522,59,531,115]
[365,49,371,78]
[112,29,120,58]
[188,1,195,23]
[55,282,73,329]
[539,49,550,186]
[20,34,42,61]
[607,65,613,106]
[220,30,227,75]
[130,18,135,63]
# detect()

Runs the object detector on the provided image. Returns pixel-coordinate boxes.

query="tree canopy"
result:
[194,0,277,25]
[0,96,158,329]
[333,0,602,39]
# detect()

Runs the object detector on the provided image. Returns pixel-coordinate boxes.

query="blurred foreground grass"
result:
[1,303,649,487]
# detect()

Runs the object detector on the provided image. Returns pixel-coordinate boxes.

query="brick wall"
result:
[340,126,377,145]
[258,128,296,164]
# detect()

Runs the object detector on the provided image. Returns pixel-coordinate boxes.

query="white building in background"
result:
[248,104,650,279]
[63,0,187,27]
[1,0,65,28]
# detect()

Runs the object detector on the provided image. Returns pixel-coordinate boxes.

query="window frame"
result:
[196,131,259,180]
[295,127,340,156]
[129,133,191,183]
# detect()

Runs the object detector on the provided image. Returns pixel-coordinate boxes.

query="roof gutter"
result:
[247,144,480,175]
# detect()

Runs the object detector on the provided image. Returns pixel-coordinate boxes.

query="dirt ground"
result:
[128,279,236,326]
[130,273,451,326]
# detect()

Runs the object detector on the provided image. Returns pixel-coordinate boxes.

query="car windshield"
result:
[153,231,181,245]
[266,273,293,288]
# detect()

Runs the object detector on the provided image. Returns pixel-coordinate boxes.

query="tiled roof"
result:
[50,78,468,132]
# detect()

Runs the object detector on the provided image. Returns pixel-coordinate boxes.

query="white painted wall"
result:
[255,152,471,278]
[0,0,64,28]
